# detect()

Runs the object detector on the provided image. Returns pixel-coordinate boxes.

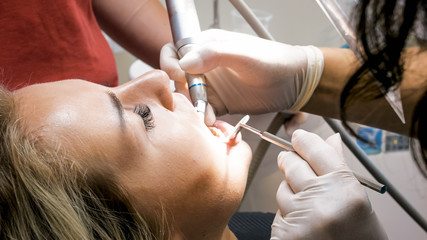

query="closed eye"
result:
[133,104,155,130]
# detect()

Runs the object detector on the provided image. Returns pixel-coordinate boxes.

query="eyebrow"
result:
[106,91,125,129]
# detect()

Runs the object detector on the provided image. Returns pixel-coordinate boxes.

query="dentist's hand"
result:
[271,130,388,240]
[160,29,323,116]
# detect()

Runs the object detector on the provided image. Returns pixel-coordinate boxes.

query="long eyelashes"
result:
[133,104,155,130]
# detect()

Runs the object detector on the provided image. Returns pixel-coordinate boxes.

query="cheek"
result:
[152,122,251,185]
[148,130,223,190]
[154,135,218,177]
[123,135,251,218]
[74,125,147,175]
[144,116,251,204]
[150,121,216,163]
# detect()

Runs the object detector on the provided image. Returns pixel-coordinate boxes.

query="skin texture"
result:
[303,47,427,135]
[92,0,173,68]
[13,70,251,239]
[160,29,427,135]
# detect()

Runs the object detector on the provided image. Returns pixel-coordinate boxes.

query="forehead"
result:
[14,80,106,124]
[15,79,105,104]
[13,80,134,165]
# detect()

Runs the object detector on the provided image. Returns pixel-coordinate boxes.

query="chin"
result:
[224,140,252,196]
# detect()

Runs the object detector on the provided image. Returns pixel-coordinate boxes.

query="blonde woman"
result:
[0,70,379,239]
[0,70,251,239]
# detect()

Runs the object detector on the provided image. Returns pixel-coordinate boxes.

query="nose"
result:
[114,70,174,110]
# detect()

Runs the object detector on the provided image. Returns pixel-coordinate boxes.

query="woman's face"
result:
[14,70,251,231]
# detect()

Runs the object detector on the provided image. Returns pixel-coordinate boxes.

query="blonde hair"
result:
[0,86,170,239]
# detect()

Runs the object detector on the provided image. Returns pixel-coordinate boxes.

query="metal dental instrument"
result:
[232,0,424,228]
[228,115,295,151]
[165,0,208,121]
[230,115,387,194]
[239,123,294,152]
[229,115,250,140]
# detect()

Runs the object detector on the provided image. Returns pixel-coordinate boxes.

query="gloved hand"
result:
[160,29,324,116]
[271,129,388,240]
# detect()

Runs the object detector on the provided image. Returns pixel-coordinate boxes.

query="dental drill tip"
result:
[196,111,205,121]
[194,100,207,121]
[229,115,250,141]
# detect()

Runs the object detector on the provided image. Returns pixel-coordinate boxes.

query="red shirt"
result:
[0,0,118,90]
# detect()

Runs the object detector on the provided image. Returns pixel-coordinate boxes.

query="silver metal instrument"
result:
[165,0,208,121]
[230,115,387,194]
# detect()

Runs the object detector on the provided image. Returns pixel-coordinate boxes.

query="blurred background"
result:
[104,0,427,239]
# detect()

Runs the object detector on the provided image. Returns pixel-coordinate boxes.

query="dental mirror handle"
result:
[263,131,386,194]
[260,131,294,151]
[165,0,208,121]
[262,130,386,194]
[239,122,294,151]
[238,120,386,194]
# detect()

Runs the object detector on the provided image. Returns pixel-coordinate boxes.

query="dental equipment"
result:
[231,115,387,194]
[229,0,275,40]
[229,115,250,140]
[316,0,406,124]
[209,0,220,29]
[230,0,426,229]
[238,123,294,152]
[165,0,208,121]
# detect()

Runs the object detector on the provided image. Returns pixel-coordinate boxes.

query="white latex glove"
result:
[271,129,388,240]
[160,29,323,116]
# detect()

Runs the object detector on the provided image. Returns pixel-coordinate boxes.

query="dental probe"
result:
[230,115,387,194]
[165,0,208,121]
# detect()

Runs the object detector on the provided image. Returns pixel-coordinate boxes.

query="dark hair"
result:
[340,0,427,177]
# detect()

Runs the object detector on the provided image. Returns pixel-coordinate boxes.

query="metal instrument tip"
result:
[229,115,250,141]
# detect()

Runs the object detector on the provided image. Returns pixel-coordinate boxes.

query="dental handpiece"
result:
[165,0,208,121]
[230,115,387,194]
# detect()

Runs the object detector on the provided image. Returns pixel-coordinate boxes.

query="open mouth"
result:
[208,120,239,144]
[209,126,226,139]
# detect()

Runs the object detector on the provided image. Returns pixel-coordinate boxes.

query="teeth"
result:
[209,127,220,137]
[209,127,227,141]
